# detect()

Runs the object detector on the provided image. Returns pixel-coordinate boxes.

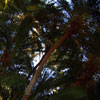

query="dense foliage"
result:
[0,0,100,100]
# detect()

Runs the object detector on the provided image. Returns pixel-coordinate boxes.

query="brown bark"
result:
[0,35,16,65]
[22,31,71,100]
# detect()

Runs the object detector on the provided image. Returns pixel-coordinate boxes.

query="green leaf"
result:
[0,72,27,90]
[4,0,8,9]
[52,86,86,100]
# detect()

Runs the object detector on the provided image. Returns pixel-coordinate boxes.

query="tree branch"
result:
[26,54,46,80]
[22,31,71,100]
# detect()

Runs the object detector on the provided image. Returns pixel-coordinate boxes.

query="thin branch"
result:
[26,54,46,80]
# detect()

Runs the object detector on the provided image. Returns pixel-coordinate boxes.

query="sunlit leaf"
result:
[4,0,8,9]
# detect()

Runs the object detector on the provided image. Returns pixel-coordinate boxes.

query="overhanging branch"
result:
[22,31,71,100]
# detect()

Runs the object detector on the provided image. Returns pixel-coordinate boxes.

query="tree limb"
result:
[22,31,71,100]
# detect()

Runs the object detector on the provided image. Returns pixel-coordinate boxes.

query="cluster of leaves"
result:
[0,0,100,100]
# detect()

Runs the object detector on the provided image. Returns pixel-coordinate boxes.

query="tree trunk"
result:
[22,31,71,100]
